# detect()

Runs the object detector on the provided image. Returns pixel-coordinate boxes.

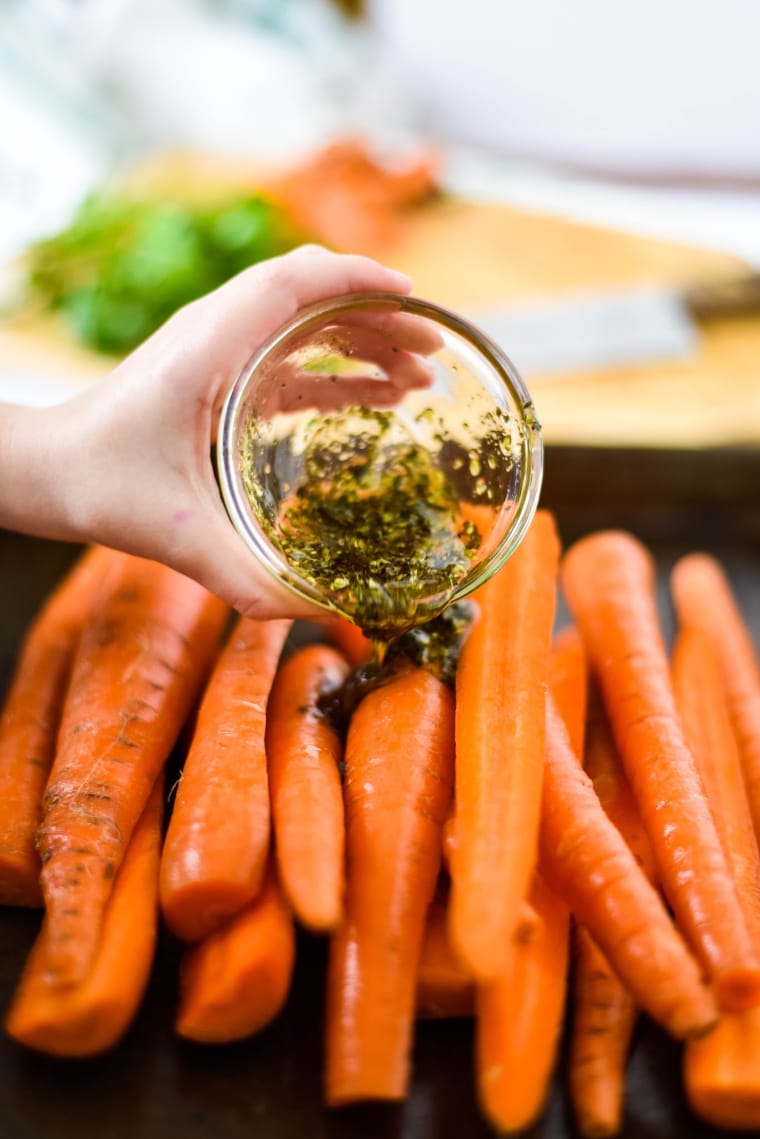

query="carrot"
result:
[562,530,760,1012]
[672,624,760,939]
[160,615,291,943]
[671,552,760,845]
[0,545,114,907]
[327,618,373,667]
[441,807,539,942]
[175,859,295,1044]
[450,509,560,979]
[583,683,658,885]
[568,925,638,1139]
[6,775,164,1057]
[325,665,454,1105]
[476,872,570,1133]
[37,555,227,986]
[540,693,717,1039]
[550,624,587,758]
[672,623,760,1130]
[566,682,651,1137]
[473,628,582,1132]
[266,643,349,931]
[266,141,437,253]
[416,890,474,1019]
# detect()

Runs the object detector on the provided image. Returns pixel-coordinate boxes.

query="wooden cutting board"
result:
[2,153,759,448]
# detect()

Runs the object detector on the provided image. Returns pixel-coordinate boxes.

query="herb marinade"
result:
[240,407,489,643]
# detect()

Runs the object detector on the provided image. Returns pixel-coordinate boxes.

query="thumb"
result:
[164,503,325,622]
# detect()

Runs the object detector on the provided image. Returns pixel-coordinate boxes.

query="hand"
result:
[0,246,418,619]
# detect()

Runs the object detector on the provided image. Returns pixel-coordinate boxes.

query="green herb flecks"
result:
[242,408,484,642]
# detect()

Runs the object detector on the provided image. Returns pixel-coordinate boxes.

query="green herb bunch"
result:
[25,191,306,354]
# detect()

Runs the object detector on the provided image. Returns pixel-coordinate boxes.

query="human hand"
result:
[0,246,422,619]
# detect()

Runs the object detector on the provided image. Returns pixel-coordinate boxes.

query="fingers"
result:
[185,245,414,366]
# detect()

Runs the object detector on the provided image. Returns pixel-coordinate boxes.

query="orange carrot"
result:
[450,509,560,979]
[327,618,373,666]
[416,890,474,1019]
[567,682,648,1137]
[442,809,539,943]
[325,665,454,1105]
[550,624,587,758]
[473,628,582,1132]
[671,552,760,845]
[672,624,760,939]
[584,683,658,885]
[266,141,437,254]
[175,859,295,1044]
[37,555,227,986]
[6,775,164,1057]
[476,872,570,1133]
[562,530,760,1011]
[568,925,638,1139]
[160,615,291,943]
[673,623,760,1130]
[540,693,717,1039]
[266,643,349,931]
[686,1012,760,1131]
[0,545,114,907]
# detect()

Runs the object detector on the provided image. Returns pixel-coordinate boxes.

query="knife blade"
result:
[468,271,760,379]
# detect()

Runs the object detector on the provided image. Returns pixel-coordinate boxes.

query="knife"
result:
[468,271,760,379]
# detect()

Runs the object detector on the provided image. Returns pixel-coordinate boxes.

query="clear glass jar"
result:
[217,292,543,639]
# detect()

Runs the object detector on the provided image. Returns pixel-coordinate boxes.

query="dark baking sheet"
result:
[1,444,759,1139]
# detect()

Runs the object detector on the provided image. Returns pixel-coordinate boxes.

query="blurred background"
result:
[1,0,760,445]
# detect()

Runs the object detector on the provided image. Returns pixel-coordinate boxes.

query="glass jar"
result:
[216,291,543,640]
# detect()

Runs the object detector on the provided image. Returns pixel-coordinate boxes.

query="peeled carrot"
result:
[549,624,587,759]
[325,665,454,1105]
[37,555,227,986]
[160,615,291,943]
[671,553,760,845]
[0,545,114,907]
[266,643,349,931]
[567,682,649,1137]
[6,775,164,1057]
[476,872,570,1133]
[583,683,658,885]
[450,509,560,979]
[473,627,582,1132]
[562,530,760,1012]
[327,618,373,666]
[672,624,760,939]
[175,859,295,1044]
[673,623,760,1130]
[568,925,638,1139]
[540,693,717,1040]
[416,890,474,1019]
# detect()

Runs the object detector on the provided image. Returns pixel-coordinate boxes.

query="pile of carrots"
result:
[1,511,760,1136]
